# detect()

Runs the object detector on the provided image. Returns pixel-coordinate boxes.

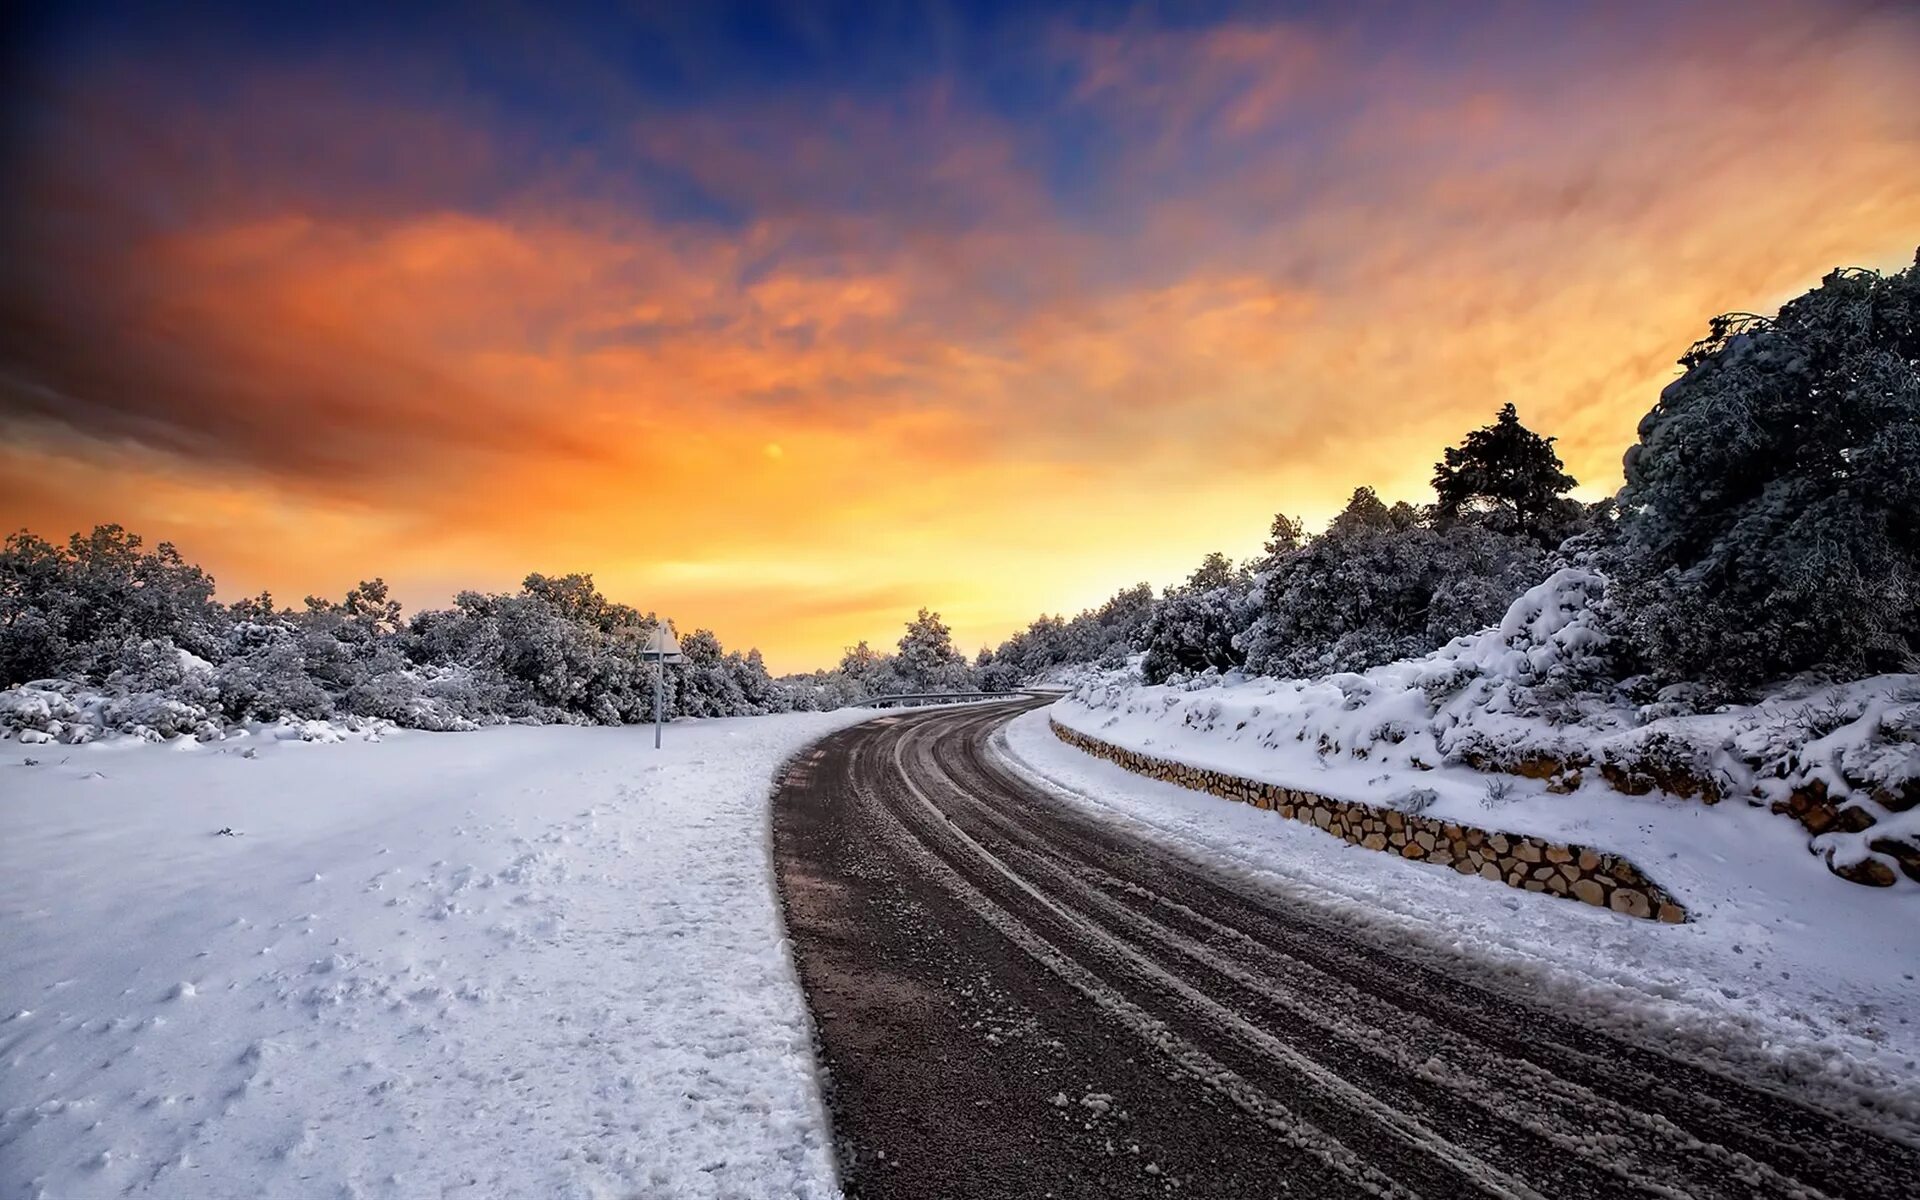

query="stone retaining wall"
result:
[1050,718,1687,923]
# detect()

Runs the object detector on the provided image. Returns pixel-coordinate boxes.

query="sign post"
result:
[640,626,685,749]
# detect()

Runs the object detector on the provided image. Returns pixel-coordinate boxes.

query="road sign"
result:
[641,626,685,748]
[640,626,685,662]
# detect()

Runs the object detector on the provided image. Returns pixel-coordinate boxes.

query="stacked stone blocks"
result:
[1049,718,1686,923]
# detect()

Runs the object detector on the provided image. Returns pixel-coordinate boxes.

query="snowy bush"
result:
[0,685,80,739]
[1479,778,1517,810]
[1729,678,1920,808]
[1239,489,1548,680]
[1068,568,1641,785]
[214,625,335,722]
[104,639,220,710]
[101,691,221,742]
[1,526,223,685]
[1391,786,1438,816]
[0,679,221,744]
[1611,252,1920,696]
[342,667,489,732]
[0,538,839,743]
[1140,553,1252,683]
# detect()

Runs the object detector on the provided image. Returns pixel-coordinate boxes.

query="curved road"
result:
[771,699,1920,1199]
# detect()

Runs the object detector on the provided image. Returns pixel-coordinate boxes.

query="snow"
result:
[0,708,877,1200]
[1001,707,1920,1133]
[1064,569,1920,885]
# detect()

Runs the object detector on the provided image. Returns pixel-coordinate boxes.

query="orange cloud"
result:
[2,1,1917,671]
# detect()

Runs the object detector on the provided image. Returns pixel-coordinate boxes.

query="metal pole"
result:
[654,659,663,749]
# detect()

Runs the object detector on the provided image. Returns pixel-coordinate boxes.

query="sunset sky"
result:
[2,1,1916,672]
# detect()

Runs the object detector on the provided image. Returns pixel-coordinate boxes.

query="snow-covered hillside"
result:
[1060,570,1920,889]
[1,709,874,1199]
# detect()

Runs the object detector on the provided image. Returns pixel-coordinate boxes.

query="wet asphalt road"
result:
[770,699,1920,1199]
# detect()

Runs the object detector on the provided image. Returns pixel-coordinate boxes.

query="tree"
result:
[895,608,971,691]
[677,629,749,717]
[1238,488,1544,678]
[976,645,1020,692]
[0,524,222,685]
[1432,403,1580,545]
[981,579,1157,683]
[1611,252,1920,693]
[1184,551,1240,593]
[728,648,789,714]
[0,524,822,734]
[1263,513,1306,559]
[1140,552,1253,683]
[0,531,73,683]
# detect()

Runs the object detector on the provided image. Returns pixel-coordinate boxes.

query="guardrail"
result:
[865,691,1038,708]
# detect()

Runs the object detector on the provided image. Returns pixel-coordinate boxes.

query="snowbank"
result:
[0,678,413,746]
[0,708,877,1199]
[1000,709,1920,1131]
[1061,569,1920,888]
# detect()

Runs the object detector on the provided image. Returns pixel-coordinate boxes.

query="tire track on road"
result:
[774,701,1920,1199]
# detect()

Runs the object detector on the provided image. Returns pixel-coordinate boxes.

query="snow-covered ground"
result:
[1002,707,1920,1133]
[7,670,1915,1200]
[1067,571,1920,886]
[1,709,877,1200]
[1052,670,1920,898]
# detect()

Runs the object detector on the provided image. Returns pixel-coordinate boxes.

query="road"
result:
[771,699,1920,1199]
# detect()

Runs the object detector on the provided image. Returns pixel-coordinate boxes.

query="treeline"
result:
[5,252,1914,738]
[983,251,1920,701]
[0,533,998,736]
[786,608,979,707]
[977,405,1591,689]
[0,541,805,733]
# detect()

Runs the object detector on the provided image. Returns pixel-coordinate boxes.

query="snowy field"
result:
[1,709,876,1200]
[1004,707,1920,1135]
[7,693,1916,1200]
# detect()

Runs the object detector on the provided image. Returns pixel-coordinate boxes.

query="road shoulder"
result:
[996,705,1920,1139]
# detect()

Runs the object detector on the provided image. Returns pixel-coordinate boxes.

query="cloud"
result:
[1,0,1916,669]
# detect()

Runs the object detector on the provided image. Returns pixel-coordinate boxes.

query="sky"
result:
[2,0,1916,672]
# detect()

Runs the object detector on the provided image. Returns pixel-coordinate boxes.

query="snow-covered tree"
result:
[969,645,1013,691]
[988,582,1156,681]
[292,579,412,700]
[1432,403,1581,545]
[1263,512,1306,559]
[0,527,820,734]
[1238,488,1545,678]
[894,608,973,692]
[676,628,749,717]
[1140,552,1253,683]
[214,620,334,721]
[1612,252,1920,694]
[742,649,793,713]
[0,525,222,684]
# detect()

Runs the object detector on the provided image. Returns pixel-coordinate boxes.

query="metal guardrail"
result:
[865,691,1040,708]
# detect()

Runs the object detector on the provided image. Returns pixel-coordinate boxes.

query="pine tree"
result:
[1263,513,1306,560]
[896,608,968,690]
[1431,404,1579,544]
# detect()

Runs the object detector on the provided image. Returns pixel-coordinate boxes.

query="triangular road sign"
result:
[641,626,685,662]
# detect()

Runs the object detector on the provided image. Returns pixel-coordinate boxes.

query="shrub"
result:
[1612,252,1920,695]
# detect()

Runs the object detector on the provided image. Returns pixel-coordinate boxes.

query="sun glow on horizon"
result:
[3,1,1917,672]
